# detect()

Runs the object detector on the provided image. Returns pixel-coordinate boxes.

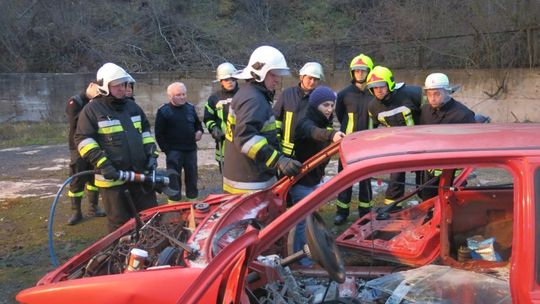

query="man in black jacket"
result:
[66,82,105,225]
[155,82,203,202]
[273,62,324,157]
[418,72,476,199]
[334,54,375,225]
[75,63,158,232]
[367,66,423,205]
[223,45,302,194]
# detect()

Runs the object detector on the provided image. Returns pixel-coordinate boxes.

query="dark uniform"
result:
[273,85,311,157]
[75,95,158,232]
[66,92,103,223]
[155,102,203,201]
[295,106,336,187]
[335,83,374,218]
[223,81,282,194]
[420,98,475,125]
[368,84,422,202]
[203,84,238,171]
[418,97,476,199]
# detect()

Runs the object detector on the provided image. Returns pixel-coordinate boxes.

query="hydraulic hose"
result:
[48,170,96,267]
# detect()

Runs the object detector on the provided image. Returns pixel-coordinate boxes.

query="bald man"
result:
[155,82,204,202]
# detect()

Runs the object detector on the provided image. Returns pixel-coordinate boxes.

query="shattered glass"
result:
[359,265,511,303]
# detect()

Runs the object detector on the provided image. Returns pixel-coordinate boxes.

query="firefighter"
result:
[273,62,324,157]
[334,54,375,225]
[75,63,159,232]
[203,62,239,172]
[367,66,422,205]
[420,73,475,125]
[223,45,302,194]
[125,74,136,100]
[65,82,106,225]
[418,72,476,199]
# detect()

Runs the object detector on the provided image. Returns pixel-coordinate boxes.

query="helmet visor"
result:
[367,81,387,89]
[269,68,290,76]
[351,66,369,71]
[109,76,130,87]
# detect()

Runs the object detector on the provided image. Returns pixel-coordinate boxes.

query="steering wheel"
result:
[306,212,346,283]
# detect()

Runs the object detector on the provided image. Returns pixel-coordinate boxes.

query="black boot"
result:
[87,190,106,217]
[334,207,349,225]
[358,207,371,218]
[68,197,83,225]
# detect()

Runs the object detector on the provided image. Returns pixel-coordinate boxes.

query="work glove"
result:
[100,164,120,180]
[211,126,224,141]
[275,155,302,177]
[145,156,158,171]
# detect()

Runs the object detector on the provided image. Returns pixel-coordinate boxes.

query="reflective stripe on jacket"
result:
[223,82,281,193]
[335,83,372,134]
[204,85,238,161]
[272,85,310,157]
[368,84,422,128]
[75,96,156,188]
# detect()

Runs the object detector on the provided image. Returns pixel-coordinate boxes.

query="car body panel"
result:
[16,124,540,303]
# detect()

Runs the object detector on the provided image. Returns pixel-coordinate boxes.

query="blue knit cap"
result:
[309,86,336,108]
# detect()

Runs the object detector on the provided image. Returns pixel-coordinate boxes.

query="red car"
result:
[17,123,540,303]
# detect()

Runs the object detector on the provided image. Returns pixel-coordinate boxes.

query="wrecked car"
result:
[16,123,540,303]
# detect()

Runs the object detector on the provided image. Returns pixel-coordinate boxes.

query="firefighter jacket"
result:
[295,106,336,187]
[368,84,422,128]
[204,84,238,134]
[155,102,203,153]
[204,84,238,161]
[74,95,157,188]
[335,82,373,134]
[273,84,311,157]
[420,98,476,125]
[223,81,281,194]
[66,92,91,150]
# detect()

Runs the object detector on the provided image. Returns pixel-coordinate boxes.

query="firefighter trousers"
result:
[99,183,157,232]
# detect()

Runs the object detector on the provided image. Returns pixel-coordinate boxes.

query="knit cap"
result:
[309,86,336,108]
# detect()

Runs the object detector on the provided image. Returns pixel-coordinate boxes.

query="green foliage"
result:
[0,0,537,72]
[0,122,67,149]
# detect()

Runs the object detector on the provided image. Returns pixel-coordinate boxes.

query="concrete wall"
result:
[0,68,538,124]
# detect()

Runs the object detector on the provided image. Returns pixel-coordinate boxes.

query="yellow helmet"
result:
[349,54,374,80]
[366,66,395,93]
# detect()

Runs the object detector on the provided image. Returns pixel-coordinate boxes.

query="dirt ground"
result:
[0,134,223,304]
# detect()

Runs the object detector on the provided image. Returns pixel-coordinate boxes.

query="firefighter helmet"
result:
[349,54,374,80]
[96,63,131,96]
[299,62,325,81]
[127,73,136,84]
[234,45,290,82]
[366,66,395,92]
[215,62,238,81]
[424,73,450,91]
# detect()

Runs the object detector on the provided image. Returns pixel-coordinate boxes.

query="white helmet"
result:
[126,73,136,84]
[215,62,238,82]
[96,63,131,95]
[424,73,450,91]
[299,62,325,81]
[234,45,290,82]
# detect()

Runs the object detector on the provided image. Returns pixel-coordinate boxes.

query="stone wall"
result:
[0,68,538,124]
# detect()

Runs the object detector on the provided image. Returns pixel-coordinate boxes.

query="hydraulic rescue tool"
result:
[48,169,179,266]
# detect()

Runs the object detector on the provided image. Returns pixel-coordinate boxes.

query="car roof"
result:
[340,123,540,165]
